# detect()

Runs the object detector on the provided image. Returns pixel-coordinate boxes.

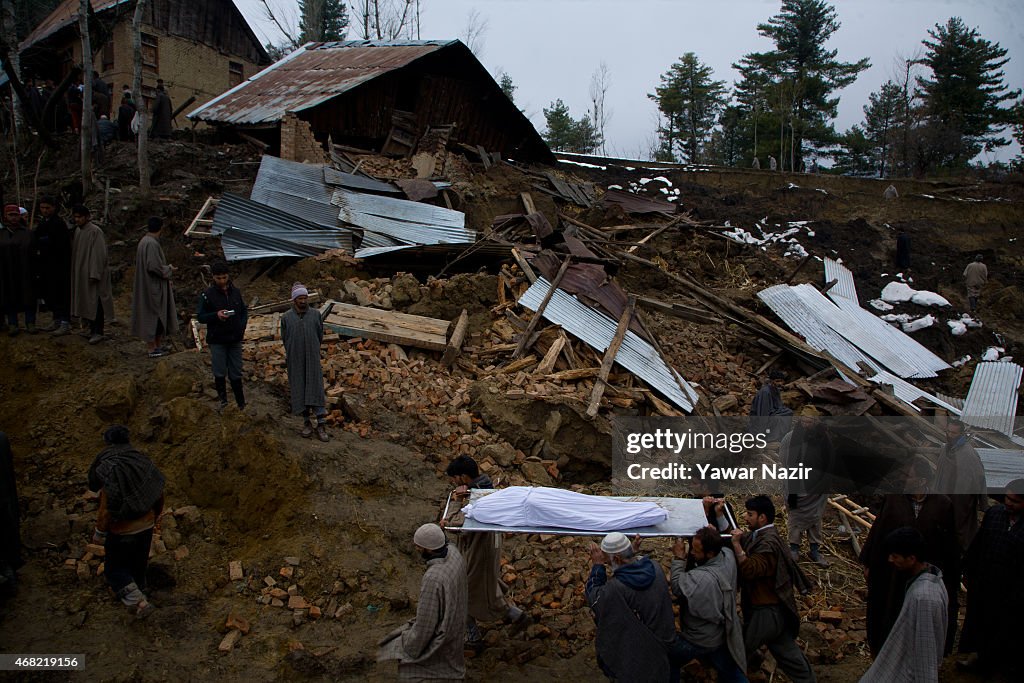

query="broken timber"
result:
[442,309,469,368]
[587,297,636,417]
[512,257,571,360]
[323,302,449,351]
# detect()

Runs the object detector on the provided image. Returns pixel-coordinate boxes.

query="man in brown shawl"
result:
[442,455,528,649]
[730,495,816,683]
[130,217,178,357]
[70,205,114,344]
[859,457,960,656]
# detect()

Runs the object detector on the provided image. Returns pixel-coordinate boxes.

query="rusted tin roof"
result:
[20,0,129,50]
[189,40,456,125]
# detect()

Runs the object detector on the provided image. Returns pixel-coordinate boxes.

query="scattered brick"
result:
[228,561,244,581]
[218,629,242,653]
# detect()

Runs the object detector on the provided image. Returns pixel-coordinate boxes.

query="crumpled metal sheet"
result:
[518,278,699,412]
[332,188,474,246]
[823,258,859,304]
[211,193,353,261]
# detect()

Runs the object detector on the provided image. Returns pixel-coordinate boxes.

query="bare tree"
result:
[258,0,299,47]
[132,0,150,195]
[589,62,612,155]
[350,0,418,40]
[79,0,94,194]
[892,50,923,177]
[461,9,487,56]
[1,0,22,134]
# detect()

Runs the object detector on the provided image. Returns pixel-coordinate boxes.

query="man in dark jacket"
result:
[33,197,75,335]
[0,204,37,335]
[150,81,173,139]
[587,531,677,682]
[196,261,247,409]
[88,425,164,619]
[117,96,135,141]
[749,370,792,443]
[730,495,816,683]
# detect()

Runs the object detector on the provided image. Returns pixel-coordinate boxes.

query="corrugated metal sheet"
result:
[868,371,963,415]
[323,167,400,194]
[332,189,475,245]
[962,362,1023,436]
[976,449,1024,490]
[829,294,949,377]
[758,285,882,374]
[518,279,699,412]
[599,188,677,215]
[823,258,858,304]
[20,0,128,50]
[212,193,352,261]
[250,155,342,229]
[188,40,455,125]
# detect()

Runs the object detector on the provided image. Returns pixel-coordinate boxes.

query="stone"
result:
[93,375,138,421]
[173,546,190,560]
[520,461,553,486]
[712,394,738,412]
[284,556,300,567]
[218,629,242,652]
[228,561,244,581]
[152,360,195,402]
[457,412,473,434]
[391,273,422,306]
[161,527,182,550]
[480,443,516,468]
[287,595,308,610]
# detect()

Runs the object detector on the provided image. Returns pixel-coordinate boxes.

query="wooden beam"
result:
[510,248,538,284]
[442,309,469,368]
[627,224,672,254]
[785,254,813,284]
[512,257,571,359]
[636,295,723,325]
[535,334,566,375]
[586,296,635,417]
[520,192,537,215]
[820,278,839,295]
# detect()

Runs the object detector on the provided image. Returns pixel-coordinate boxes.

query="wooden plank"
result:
[627,224,672,254]
[535,334,565,375]
[512,257,571,359]
[636,295,723,325]
[442,309,469,368]
[510,248,538,284]
[520,192,537,215]
[785,254,813,284]
[546,367,599,382]
[322,303,449,351]
[477,145,492,169]
[185,196,217,238]
[587,297,635,417]
[497,356,538,375]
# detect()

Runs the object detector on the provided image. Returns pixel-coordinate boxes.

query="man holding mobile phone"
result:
[197,261,248,409]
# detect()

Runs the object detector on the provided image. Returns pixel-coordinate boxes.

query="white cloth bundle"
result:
[462,486,667,531]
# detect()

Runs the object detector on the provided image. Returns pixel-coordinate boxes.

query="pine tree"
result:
[299,0,349,43]
[650,53,727,163]
[917,17,1020,158]
[738,0,869,162]
[863,81,903,177]
[542,99,601,153]
[498,72,516,103]
[831,125,874,175]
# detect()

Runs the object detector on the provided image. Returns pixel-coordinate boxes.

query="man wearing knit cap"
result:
[0,203,37,335]
[130,216,178,357]
[378,523,468,681]
[281,283,328,441]
[586,531,677,682]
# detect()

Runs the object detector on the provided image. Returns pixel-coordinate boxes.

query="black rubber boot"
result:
[230,379,245,409]
[214,376,228,408]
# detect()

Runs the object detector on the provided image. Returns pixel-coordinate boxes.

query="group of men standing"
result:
[0,200,113,342]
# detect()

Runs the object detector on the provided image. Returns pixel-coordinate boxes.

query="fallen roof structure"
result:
[332,188,474,247]
[759,283,948,379]
[961,362,1023,437]
[250,155,341,229]
[211,193,352,261]
[518,278,699,413]
[868,370,963,415]
[823,258,859,304]
[599,188,678,216]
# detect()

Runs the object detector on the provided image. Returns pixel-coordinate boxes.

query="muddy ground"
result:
[1,136,1021,682]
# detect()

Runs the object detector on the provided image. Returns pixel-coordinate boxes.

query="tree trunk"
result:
[79,0,93,194]
[132,0,150,195]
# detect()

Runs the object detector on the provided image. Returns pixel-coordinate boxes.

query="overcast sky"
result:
[236,0,1023,162]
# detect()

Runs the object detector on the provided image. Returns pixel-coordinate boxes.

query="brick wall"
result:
[280,113,329,164]
[72,20,264,127]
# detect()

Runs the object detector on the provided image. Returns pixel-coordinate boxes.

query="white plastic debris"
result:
[910,291,951,307]
[982,347,1004,362]
[953,355,972,368]
[870,299,894,311]
[881,282,917,303]
[902,315,935,332]
[947,320,967,336]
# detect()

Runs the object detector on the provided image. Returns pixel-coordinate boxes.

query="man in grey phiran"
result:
[281,282,329,442]
[130,217,178,357]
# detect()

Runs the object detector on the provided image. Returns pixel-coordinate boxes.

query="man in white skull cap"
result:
[586,531,678,682]
[378,523,468,681]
